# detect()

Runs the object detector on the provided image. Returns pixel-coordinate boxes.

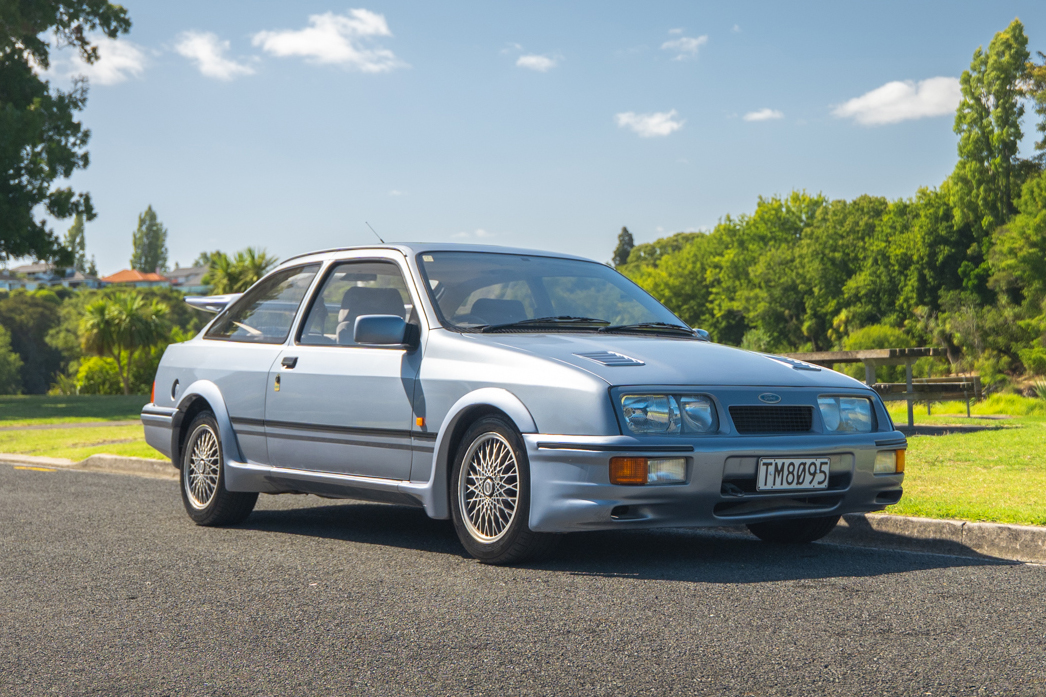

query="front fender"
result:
[401,387,536,519]
[174,380,244,464]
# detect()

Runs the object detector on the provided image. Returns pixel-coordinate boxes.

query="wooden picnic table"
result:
[780,348,950,429]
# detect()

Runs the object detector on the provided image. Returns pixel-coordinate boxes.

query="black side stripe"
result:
[230,417,435,444]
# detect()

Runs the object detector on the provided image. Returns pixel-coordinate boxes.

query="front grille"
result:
[729,405,813,434]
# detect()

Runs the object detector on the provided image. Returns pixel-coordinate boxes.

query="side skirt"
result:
[224,459,424,507]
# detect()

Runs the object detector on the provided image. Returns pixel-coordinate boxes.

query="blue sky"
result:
[36,1,1046,273]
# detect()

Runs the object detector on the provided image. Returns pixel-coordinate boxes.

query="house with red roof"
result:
[101,269,171,288]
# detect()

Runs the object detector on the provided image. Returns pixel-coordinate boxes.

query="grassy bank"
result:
[0,424,162,461]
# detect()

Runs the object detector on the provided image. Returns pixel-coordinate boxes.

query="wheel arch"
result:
[413,388,536,520]
[171,380,243,467]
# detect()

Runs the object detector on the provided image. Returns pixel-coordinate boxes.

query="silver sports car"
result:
[142,244,906,564]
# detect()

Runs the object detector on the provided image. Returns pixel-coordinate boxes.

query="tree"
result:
[0,289,64,393]
[612,227,634,267]
[0,325,23,394]
[202,247,278,294]
[193,250,222,268]
[80,291,169,395]
[950,19,1030,239]
[130,205,169,272]
[0,1,131,264]
[1023,51,1046,163]
[64,214,87,272]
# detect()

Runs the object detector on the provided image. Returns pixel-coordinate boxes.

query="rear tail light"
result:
[151,380,155,404]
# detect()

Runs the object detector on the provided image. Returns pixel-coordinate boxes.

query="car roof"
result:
[277,243,597,268]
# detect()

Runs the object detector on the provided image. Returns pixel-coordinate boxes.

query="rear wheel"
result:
[450,416,558,565]
[180,412,257,526]
[746,515,840,544]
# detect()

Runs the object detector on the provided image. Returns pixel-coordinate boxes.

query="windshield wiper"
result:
[598,322,696,337]
[479,316,610,333]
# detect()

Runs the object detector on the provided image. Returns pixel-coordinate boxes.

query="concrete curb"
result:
[0,452,176,480]
[830,513,1046,564]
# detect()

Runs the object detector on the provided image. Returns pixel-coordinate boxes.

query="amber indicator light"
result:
[896,450,906,473]
[416,416,425,428]
[610,457,648,485]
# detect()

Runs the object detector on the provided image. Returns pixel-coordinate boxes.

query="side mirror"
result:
[694,328,711,342]
[354,315,418,348]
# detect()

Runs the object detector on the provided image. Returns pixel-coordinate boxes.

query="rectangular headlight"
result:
[620,394,718,435]
[818,396,873,433]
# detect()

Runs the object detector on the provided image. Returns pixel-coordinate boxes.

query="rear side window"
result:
[205,264,320,343]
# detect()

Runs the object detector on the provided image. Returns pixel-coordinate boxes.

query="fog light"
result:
[874,450,905,474]
[647,458,687,484]
[610,457,687,485]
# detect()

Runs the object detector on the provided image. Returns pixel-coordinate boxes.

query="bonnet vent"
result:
[573,351,645,367]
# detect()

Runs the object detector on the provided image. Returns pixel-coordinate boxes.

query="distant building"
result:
[0,274,26,291]
[102,269,171,288]
[167,265,210,295]
[9,263,104,290]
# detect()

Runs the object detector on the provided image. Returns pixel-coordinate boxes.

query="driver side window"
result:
[299,261,414,346]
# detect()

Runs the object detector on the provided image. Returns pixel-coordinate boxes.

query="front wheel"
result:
[180,412,257,526]
[450,416,558,565]
[746,515,840,544]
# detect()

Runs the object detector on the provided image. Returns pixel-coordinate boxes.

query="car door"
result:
[264,257,420,480]
[196,263,321,464]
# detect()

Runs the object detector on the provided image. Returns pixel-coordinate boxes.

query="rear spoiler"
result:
[184,293,241,314]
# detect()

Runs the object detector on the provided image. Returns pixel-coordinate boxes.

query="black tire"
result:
[746,515,840,544]
[450,416,559,565]
[180,412,258,526]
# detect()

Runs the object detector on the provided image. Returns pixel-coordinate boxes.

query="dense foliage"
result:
[621,20,1046,390]
[129,205,168,272]
[0,0,131,264]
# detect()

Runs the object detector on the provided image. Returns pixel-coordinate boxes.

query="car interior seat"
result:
[336,287,406,345]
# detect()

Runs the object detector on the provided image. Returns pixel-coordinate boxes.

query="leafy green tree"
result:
[130,205,169,272]
[950,19,1030,239]
[0,1,131,264]
[0,289,63,393]
[1023,51,1046,163]
[0,324,24,394]
[612,227,634,267]
[193,250,222,268]
[80,292,169,395]
[64,213,88,272]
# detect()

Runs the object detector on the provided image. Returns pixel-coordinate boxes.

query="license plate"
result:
[756,457,831,491]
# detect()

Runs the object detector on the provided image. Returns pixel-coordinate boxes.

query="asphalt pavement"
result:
[1,464,1044,696]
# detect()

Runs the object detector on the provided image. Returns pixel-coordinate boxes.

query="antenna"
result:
[365,221,385,244]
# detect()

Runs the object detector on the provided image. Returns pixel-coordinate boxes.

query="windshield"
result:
[416,251,690,334]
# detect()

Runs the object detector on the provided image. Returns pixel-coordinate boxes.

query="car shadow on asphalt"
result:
[241,499,1012,584]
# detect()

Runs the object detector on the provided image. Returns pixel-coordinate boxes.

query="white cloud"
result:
[174,31,254,80]
[615,110,684,138]
[743,108,784,122]
[252,9,405,72]
[516,54,556,72]
[732,24,741,33]
[832,76,960,125]
[63,36,146,85]
[661,35,707,60]
[668,28,684,35]
[453,229,496,239]
[388,189,404,196]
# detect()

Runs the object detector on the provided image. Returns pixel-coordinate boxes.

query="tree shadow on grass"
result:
[239,497,1012,585]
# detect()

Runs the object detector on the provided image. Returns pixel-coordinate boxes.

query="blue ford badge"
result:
[758,393,782,404]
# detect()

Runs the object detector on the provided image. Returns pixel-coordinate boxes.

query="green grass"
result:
[0,424,165,461]
[877,404,1046,525]
[0,395,150,427]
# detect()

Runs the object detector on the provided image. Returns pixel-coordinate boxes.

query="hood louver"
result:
[573,351,645,367]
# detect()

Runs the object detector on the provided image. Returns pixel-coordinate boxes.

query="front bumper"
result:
[525,432,906,533]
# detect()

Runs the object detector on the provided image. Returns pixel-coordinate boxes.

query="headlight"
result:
[620,394,718,435]
[680,395,717,433]
[621,394,679,434]
[818,396,872,433]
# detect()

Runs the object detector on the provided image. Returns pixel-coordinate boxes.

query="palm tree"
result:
[81,292,170,395]
[202,247,278,294]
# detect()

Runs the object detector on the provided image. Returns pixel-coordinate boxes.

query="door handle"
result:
[281,356,298,369]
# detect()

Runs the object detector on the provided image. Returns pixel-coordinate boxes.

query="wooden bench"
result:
[779,348,960,429]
